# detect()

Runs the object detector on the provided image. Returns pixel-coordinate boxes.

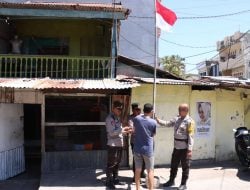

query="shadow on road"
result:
[40,169,104,187]
[191,160,250,182]
[40,168,133,189]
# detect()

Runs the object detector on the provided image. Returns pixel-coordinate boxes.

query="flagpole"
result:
[153,0,158,116]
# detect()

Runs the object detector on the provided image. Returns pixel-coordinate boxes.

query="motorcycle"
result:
[233,127,250,168]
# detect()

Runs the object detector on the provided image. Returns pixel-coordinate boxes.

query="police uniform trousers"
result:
[106,145,123,178]
[170,148,190,185]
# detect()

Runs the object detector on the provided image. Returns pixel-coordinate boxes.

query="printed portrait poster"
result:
[196,102,211,137]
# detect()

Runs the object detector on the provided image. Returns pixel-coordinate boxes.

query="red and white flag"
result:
[156,0,177,32]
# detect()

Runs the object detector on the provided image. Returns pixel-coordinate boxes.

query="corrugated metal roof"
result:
[0,78,139,90]
[3,76,250,90]
[201,76,250,88]
[0,2,129,14]
[117,55,183,80]
[202,76,250,83]
[127,76,250,89]
[119,77,218,86]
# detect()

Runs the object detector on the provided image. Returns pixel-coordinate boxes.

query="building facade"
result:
[129,77,250,166]
[0,1,132,180]
[197,60,219,77]
[22,0,156,65]
[198,31,250,78]
[0,0,172,180]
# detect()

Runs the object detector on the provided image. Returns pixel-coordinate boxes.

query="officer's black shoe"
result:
[106,178,116,189]
[114,178,124,185]
[178,184,187,190]
[163,180,175,187]
[106,183,116,189]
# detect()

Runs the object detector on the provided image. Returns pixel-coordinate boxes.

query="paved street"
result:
[39,161,250,190]
[0,161,249,190]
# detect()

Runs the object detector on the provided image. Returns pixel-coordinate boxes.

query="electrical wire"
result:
[127,19,215,49]
[119,33,208,65]
[186,31,250,73]
[208,30,250,61]
[178,9,250,19]
[185,30,249,61]
[119,34,155,56]
[174,1,250,11]
[129,9,250,20]
[161,38,215,49]
[183,50,217,59]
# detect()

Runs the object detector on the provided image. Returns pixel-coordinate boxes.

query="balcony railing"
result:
[0,55,112,79]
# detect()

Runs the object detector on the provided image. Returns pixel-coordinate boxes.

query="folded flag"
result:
[156,0,177,32]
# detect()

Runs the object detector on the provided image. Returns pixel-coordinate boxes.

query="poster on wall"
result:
[196,102,211,137]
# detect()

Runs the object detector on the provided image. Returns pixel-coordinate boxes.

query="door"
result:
[23,104,41,175]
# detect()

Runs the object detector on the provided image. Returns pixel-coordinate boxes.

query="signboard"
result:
[196,102,211,137]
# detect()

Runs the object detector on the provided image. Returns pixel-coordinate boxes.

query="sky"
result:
[159,0,250,74]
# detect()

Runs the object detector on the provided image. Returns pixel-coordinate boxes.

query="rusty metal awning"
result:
[118,76,218,86]
[0,2,128,12]
[0,78,140,90]
[0,1,130,19]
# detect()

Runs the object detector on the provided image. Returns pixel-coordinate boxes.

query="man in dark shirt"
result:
[133,103,157,190]
[128,103,146,181]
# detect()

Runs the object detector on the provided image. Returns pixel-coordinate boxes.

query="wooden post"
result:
[110,19,118,79]
[41,94,45,172]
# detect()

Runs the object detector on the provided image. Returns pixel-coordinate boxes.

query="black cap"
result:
[113,101,123,109]
[131,103,140,110]
[143,103,153,113]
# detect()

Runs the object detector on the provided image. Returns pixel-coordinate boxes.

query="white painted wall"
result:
[0,103,25,180]
[131,84,191,165]
[131,84,250,165]
[215,89,244,161]
[0,103,24,151]
[244,98,250,128]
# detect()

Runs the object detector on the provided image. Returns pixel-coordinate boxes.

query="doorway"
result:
[23,104,41,177]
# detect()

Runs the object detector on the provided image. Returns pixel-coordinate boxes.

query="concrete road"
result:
[1,161,249,190]
[39,161,250,190]
[0,168,40,190]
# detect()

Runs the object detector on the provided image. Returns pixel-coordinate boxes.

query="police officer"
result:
[156,104,195,190]
[105,101,131,189]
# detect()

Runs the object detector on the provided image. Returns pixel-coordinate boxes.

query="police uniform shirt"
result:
[158,115,195,150]
[105,112,123,147]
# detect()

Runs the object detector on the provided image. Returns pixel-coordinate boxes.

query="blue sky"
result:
[159,0,250,74]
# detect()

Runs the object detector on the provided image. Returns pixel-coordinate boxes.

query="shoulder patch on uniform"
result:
[188,120,195,135]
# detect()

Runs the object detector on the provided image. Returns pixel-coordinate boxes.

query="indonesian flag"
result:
[156,0,177,32]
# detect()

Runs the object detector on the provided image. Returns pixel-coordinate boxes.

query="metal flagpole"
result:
[153,0,158,116]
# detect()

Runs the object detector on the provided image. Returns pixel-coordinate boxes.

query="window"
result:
[220,57,226,62]
[45,96,110,152]
[199,72,207,76]
[45,96,109,122]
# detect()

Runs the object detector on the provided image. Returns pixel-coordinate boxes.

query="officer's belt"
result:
[174,138,188,143]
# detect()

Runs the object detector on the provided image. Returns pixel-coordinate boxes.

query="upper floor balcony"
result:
[0,54,111,79]
[0,2,129,79]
